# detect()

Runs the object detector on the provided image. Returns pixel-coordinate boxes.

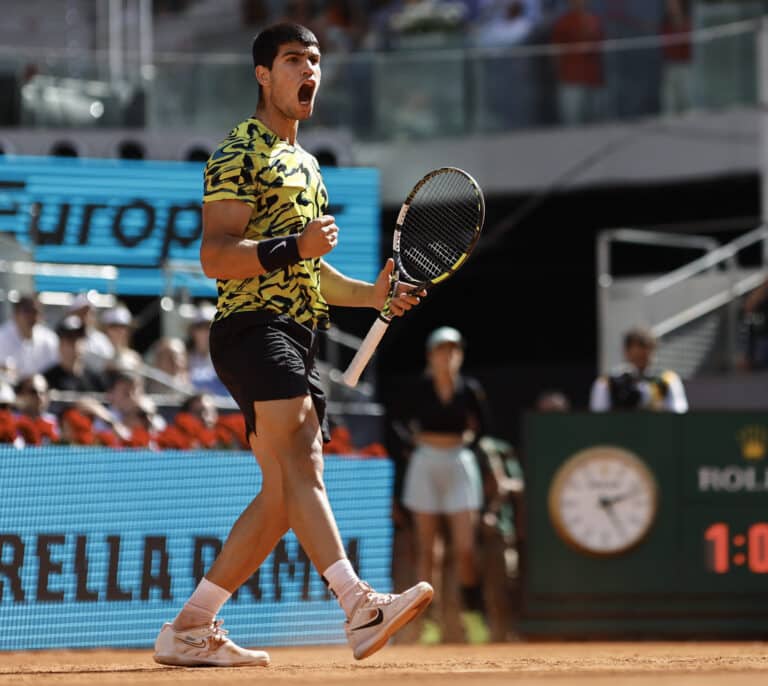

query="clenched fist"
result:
[297,215,339,259]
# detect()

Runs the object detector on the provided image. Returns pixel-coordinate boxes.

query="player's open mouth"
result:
[298,83,315,105]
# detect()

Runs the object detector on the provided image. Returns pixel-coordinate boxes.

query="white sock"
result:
[323,558,365,618]
[172,577,232,630]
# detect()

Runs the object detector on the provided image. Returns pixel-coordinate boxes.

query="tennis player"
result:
[152,22,433,667]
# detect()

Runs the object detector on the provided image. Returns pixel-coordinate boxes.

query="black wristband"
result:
[257,235,301,272]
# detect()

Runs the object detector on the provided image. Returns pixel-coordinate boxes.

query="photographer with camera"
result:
[590,326,688,413]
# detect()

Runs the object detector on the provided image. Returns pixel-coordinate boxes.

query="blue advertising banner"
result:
[0,156,380,296]
[0,447,393,650]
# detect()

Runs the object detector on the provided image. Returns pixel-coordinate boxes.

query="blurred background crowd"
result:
[0,291,385,454]
[0,0,758,140]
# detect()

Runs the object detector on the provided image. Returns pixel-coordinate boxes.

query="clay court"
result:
[2,642,767,686]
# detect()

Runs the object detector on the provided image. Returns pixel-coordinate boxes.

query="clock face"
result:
[548,446,658,556]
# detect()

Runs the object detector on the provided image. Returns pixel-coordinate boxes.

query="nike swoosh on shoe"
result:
[350,608,384,631]
[177,636,208,649]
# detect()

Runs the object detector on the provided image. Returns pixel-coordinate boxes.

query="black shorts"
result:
[209,310,330,444]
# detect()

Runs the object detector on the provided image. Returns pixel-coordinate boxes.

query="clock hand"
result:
[601,487,642,508]
[597,498,626,535]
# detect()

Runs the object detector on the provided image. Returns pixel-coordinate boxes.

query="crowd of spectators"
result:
[0,290,251,449]
[231,0,670,54]
[157,0,698,129]
[10,0,705,139]
[0,291,380,453]
[241,0,695,129]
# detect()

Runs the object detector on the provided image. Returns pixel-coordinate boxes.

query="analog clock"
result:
[548,446,658,556]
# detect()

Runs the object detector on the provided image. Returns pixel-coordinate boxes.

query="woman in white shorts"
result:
[399,327,492,640]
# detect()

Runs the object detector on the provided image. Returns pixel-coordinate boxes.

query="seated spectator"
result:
[66,292,115,372]
[158,394,248,450]
[0,379,15,409]
[181,391,219,429]
[58,407,92,445]
[0,380,18,445]
[590,326,688,413]
[100,303,143,373]
[165,392,220,449]
[145,336,191,394]
[13,373,59,445]
[0,294,59,382]
[121,395,165,448]
[104,369,146,424]
[72,369,144,442]
[186,301,229,398]
[44,315,107,393]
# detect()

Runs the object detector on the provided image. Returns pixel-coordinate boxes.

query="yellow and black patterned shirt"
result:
[203,117,330,329]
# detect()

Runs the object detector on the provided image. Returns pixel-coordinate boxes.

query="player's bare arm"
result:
[200,200,263,279]
[319,259,424,315]
[201,203,338,279]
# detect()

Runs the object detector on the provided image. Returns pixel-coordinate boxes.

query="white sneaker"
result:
[345,581,434,660]
[153,619,270,667]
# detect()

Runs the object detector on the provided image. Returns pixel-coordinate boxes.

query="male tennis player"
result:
[152,22,433,667]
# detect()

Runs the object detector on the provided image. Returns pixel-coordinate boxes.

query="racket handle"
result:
[341,317,391,387]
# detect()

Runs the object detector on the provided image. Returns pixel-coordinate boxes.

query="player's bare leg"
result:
[203,447,290,592]
[252,394,433,659]
[153,449,288,667]
[250,395,346,571]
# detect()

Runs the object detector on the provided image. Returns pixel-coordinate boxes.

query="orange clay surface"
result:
[1,641,767,686]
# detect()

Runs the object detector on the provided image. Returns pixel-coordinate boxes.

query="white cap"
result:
[101,305,133,327]
[426,326,464,350]
[0,381,15,404]
[67,292,92,313]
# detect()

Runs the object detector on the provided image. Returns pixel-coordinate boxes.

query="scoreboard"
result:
[520,411,768,638]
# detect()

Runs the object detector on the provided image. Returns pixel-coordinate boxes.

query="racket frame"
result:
[341,167,484,387]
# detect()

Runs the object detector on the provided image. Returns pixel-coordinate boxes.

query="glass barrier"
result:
[0,13,763,141]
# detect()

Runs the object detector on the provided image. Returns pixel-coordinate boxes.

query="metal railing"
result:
[597,224,768,374]
[596,228,720,288]
[645,225,768,339]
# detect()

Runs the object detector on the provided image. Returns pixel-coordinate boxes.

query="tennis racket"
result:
[341,166,485,387]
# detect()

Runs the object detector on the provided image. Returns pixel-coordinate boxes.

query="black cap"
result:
[56,315,86,339]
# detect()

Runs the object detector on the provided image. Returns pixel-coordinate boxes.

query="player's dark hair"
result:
[251,22,319,70]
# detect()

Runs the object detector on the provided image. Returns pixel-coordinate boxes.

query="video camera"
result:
[608,372,669,410]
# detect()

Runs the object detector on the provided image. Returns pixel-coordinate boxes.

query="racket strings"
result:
[400,172,482,282]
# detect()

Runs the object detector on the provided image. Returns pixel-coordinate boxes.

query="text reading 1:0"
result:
[705,522,768,574]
